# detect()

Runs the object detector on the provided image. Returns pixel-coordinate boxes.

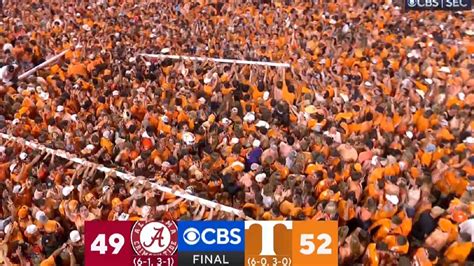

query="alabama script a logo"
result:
[131,221,178,256]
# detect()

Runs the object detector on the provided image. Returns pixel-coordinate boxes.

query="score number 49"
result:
[299,233,332,255]
[91,233,125,254]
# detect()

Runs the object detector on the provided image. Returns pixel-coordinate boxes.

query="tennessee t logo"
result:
[143,227,165,248]
[245,221,292,256]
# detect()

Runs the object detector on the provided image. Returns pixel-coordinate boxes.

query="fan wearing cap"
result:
[2,219,24,244]
[39,219,64,258]
[245,139,263,171]
[83,192,101,217]
[66,229,82,264]
[16,205,32,232]
[64,199,97,232]
[34,210,49,229]
[10,150,43,184]
[43,220,63,235]
[24,223,41,244]
[107,197,124,221]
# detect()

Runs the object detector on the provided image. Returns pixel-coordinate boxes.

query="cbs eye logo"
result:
[182,228,200,245]
[182,227,241,245]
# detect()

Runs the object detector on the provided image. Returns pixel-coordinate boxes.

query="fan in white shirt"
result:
[0,64,18,85]
[459,218,474,242]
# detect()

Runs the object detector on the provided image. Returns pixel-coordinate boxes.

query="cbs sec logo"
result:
[131,221,178,256]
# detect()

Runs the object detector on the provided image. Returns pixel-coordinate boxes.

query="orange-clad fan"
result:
[0,0,473,265]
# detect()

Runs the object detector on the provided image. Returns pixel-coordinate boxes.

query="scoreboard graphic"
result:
[85,221,337,266]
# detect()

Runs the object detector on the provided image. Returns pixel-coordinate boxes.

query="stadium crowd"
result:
[0,0,473,265]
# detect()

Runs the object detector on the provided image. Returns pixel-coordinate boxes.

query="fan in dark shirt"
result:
[411,209,439,241]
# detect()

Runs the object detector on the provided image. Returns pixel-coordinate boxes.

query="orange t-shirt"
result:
[67,63,88,78]
[12,163,33,184]
[445,242,472,263]
[0,162,10,182]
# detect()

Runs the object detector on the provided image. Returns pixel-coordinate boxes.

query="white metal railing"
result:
[18,50,68,80]
[139,53,291,68]
[0,133,244,217]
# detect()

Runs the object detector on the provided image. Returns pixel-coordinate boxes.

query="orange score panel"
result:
[244,221,338,266]
[291,221,338,266]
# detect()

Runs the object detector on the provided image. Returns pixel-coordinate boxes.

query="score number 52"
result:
[299,233,332,255]
[90,233,125,254]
